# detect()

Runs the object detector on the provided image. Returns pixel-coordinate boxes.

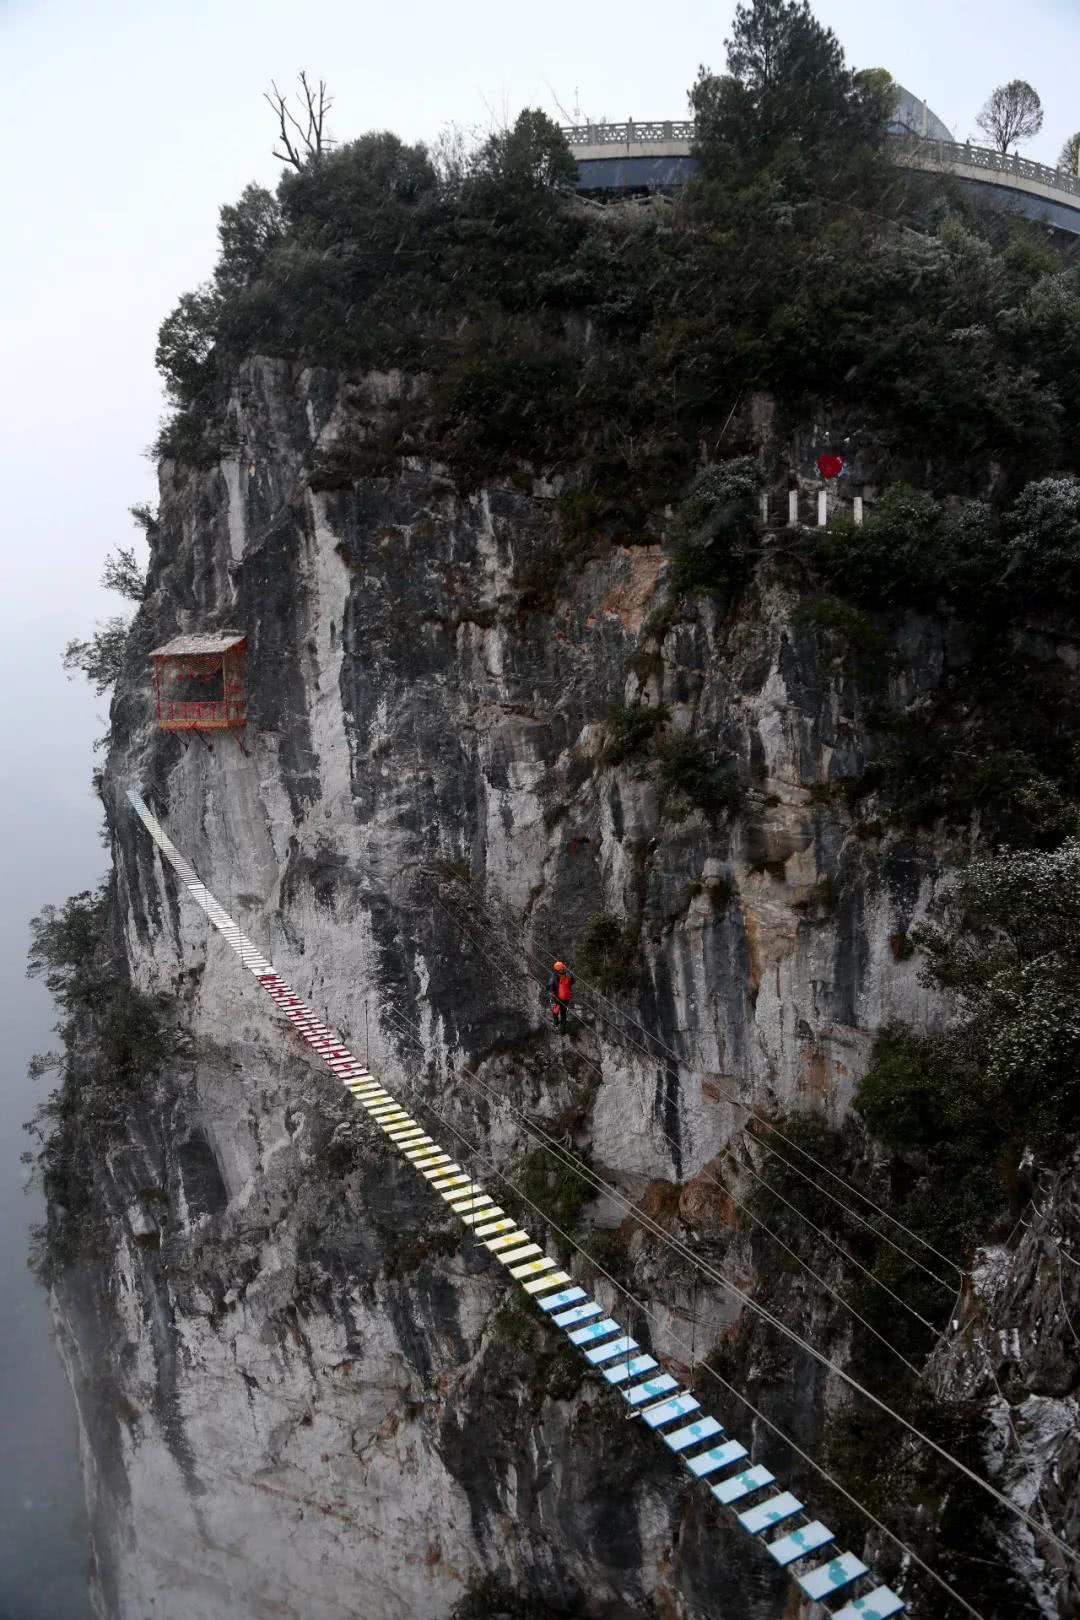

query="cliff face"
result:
[53,355,1077,1619]
[927,1156,1080,1619]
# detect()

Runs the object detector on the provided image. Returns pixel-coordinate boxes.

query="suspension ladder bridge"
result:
[126,785,911,1619]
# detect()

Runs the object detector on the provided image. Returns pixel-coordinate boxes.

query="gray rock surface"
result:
[55,357,1079,1618]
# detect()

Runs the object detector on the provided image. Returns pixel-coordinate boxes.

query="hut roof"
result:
[150,632,246,658]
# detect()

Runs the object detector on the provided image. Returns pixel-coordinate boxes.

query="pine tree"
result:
[691,0,884,175]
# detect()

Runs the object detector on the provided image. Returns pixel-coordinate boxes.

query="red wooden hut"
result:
[150,632,247,731]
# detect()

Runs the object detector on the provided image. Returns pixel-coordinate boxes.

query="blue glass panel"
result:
[833,1586,906,1620]
[586,1335,638,1365]
[537,1287,586,1312]
[623,1373,677,1403]
[604,1355,658,1385]
[711,1465,774,1504]
[766,1521,834,1567]
[685,1440,748,1478]
[568,1318,619,1346]
[663,1416,722,1453]
[552,1302,602,1328]
[798,1553,870,1601]
[641,1392,700,1428]
[738,1493,803,1536]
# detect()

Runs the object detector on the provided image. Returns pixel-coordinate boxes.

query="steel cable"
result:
[429,880,950,1334]
[368,993,1080,1577]
[439,876,964,1289]
[364,1005,994,1620]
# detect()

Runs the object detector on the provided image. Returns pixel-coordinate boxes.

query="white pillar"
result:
[817,491,828,527]
[853,495,864,527]
[788,488,799,526]
[759,491,769,525]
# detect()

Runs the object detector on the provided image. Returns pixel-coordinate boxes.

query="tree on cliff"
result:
[100,546,145,603]
[471,108,578,193]
[155,287,220,408]
[62,516,149,691]
[265,71,334,169]
[691,0,887,175]
[975,79,1043,154]
[215,183,282,294]
[62,619,129,694]
[1059,131,1080,175]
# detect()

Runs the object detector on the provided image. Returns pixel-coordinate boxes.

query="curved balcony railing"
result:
[563,120,697,147]
[562,123,1080,205]
[898,136,1080,199]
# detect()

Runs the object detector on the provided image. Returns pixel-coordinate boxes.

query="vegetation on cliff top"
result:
[155,4,1080,521]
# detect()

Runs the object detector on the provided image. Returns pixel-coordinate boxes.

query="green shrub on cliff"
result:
[791,595,891,667]
[811,475,1080,618]
[657,735,745,819]
[153,35,1080,518]
[1002,475,1080,605]
[603,701,669,765]
[424,325,579,490]
[812,485,991,610]
[470,107,579,194]
[575,912,639,994]
[858,840,1080,1190]
[516,1147,595,1240]
[670,459,762,595]
[854,649,1080,847]
[62,620,127,692]
[24,888,189,1283]
[27,890,109,1002]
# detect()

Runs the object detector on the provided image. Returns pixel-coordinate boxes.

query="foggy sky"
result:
[0,625,99,1620]
[0,3,1077,1615]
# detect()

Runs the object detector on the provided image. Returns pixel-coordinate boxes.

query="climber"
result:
[548,961,575,1030]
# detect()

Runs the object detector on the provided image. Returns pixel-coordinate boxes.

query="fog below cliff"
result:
[0,623,104,1620]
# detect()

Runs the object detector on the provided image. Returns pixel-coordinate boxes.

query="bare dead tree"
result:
[976,79,1044,155]
[264,72,334,169]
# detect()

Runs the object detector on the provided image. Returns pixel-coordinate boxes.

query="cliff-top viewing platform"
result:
[563,121,1080,237]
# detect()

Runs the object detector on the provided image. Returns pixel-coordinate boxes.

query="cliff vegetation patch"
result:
[574,912,640,994]
[23,888,190,1283]
[154,50,1080,536]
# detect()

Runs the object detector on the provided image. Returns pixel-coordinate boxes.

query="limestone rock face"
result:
[53,357,1073,1618]
[926,1156,1080,1619]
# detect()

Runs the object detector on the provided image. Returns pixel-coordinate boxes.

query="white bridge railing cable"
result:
[560,122,1080,203]
[125,786,906,1620]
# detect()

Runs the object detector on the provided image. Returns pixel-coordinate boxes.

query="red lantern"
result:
[817,453,845,481]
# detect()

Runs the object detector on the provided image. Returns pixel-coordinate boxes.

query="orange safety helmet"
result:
[553,960,566,972]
